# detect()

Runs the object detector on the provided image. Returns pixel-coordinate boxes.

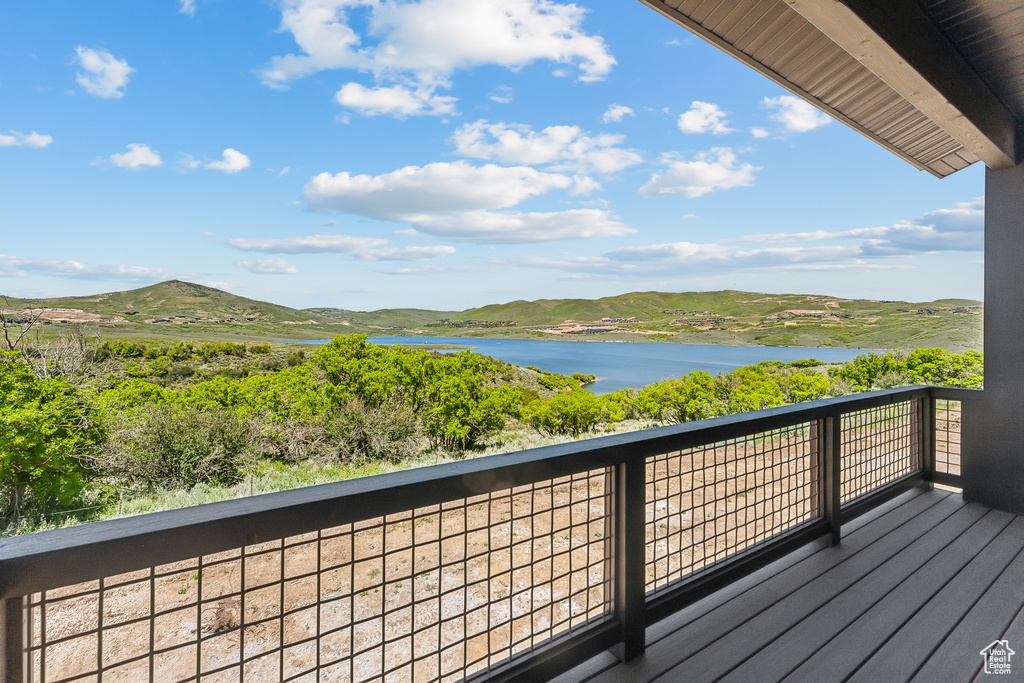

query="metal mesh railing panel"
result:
[644,424,819,593]
[22,470,613,683]
[935,399,962,477]
[840,401,919,503]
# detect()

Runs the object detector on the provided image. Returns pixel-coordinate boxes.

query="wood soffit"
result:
[637,0,1023,178]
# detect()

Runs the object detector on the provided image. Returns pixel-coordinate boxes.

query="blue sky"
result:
[0,0,984,311]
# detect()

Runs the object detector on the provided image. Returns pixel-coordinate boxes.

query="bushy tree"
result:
[782,371,833,403]
[721,364,786,413]
[830,349,983,390]
[905,348,983,388]
[523,388,604,437]
[0,353,105,514]
[633,371,722,424]
[828,351,906,390]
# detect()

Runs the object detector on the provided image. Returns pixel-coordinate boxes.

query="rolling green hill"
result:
[313,290,983,351]
[3,280,329,324]
[1,282,983,351]
[310,307,458,329]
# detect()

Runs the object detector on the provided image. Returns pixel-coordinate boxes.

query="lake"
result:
[297,336,871,394]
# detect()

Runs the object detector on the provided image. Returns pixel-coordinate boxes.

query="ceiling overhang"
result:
[638,0,1021,178]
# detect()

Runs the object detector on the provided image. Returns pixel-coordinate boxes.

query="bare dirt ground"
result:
[1,308,125,324]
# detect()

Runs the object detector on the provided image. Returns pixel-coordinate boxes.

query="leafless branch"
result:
[1,296,44,352]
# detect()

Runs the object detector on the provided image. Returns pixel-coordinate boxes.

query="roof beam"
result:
[784,0,1018,169]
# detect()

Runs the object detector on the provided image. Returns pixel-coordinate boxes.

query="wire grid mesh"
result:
[644,423,818,593]
[840,401,920,503]
[935,399,962,476]
[21,470,613,683]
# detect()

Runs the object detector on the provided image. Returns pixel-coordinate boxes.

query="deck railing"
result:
[0,386,974,682]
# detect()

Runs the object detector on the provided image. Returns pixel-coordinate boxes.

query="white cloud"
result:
[235,258,298,274]
[0,253,170,281]
[305,160,575,217]
[335,82,456,116]
[205,148,251,174]
[750,127,770,139]
[638,148,759,198]
[178,154,202,170]
[75,46,134,99]
[602,104,634,123]
[356,245,457,261]
[226,234,387,254]
[517,242,890,278]
[739,198,984,255]
[677,101,733,135]
[488,85,514,104]
[409,208,632,243]
[508,197,985,279]
[0,131,53,148]
[106,143,163,170]
[201,281,235,291]
[450,120,642,174]
[763,95,831,132]
[180,0,196,15]
[303,160,631,243]
[226,234,456,262]
[260,0,614,116]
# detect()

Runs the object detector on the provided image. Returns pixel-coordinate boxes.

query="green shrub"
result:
[523,389,603,437]
[633,372,722,423]
[106,404,252,489]
[330,397,418,463]
[782,371,832,403]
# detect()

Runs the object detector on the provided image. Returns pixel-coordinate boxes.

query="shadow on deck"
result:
[560,487,1024,682]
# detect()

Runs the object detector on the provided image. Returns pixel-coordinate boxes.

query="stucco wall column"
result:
[962,162,1024,513]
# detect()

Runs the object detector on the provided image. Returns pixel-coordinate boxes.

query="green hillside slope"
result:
[1,282,982,351]
[5,280,328,324]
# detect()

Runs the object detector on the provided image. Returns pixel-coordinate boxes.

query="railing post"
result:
[920,394,935,485]
[821,416,842,545]
[2,596,25,683]
[614,458,646,661]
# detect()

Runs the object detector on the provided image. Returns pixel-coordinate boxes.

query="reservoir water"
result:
[299,336,871,394]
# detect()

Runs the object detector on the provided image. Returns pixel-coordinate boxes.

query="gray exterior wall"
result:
[963,162,1024,513]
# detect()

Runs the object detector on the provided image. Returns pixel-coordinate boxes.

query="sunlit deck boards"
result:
[558,487,1024,682]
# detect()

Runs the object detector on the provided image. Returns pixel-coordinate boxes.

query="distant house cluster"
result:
[769,310,854,321]
[428,319,517,329]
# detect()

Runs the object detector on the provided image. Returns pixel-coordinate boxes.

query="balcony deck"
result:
[560,486,1024,682]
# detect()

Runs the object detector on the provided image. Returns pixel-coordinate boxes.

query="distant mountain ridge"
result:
[3,280,327,324]
[1,281,983,351]
[314,289,982,326]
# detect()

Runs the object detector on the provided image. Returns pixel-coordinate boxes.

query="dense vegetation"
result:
[0,334,983,535]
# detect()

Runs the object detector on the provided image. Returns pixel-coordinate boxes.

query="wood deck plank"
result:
[912,521,1024,682]
[656,493,967,681]
[995,601,1024,678]
[783,508,1014,682]
[720,502,991,681]
[549,651,620,683]
[848,516,1024,682]
[590,489,953,683]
